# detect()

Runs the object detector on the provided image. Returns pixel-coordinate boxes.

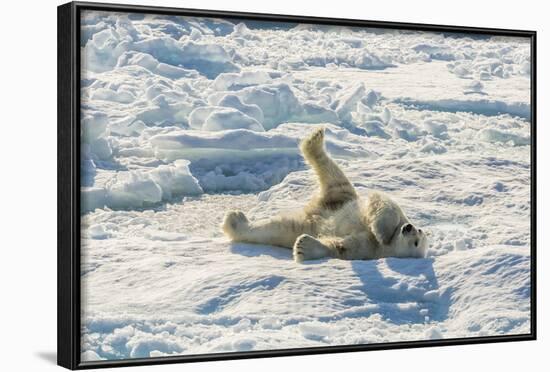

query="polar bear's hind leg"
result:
[301,128,357,211]
[223,211,313,249]
[222,211,250,240]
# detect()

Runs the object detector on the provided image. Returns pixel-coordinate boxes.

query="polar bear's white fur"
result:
[223,128,428,262]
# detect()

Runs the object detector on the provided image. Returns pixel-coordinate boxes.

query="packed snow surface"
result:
[80,10,532,361]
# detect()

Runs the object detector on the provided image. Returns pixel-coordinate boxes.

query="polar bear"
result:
[222,128,428,262]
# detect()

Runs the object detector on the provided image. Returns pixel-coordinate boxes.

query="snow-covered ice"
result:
[79,10,532,361]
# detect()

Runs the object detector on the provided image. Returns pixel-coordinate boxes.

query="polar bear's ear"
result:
[370,209,400,245]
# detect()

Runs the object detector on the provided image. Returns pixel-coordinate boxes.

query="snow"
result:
[82,160,202,212]
[116,51,200,80]
[212,70,274,91]
[79,10,531,361]
[201,107,264,132]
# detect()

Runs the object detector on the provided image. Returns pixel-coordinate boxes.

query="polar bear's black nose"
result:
[403,224,413,233]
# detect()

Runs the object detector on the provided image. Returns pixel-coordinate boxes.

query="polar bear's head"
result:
[392,223,428,258]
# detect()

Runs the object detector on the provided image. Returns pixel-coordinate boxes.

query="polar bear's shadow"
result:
[229,242,450,325]
[349,258,451,324]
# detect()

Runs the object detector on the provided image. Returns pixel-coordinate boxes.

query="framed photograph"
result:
[58,1,536,369]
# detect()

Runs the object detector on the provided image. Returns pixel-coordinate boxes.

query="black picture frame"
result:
[58,1,537,369]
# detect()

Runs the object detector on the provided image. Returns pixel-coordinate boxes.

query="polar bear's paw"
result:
[222,211,249,240]
[300,127,325,157]
[293,234,329,263]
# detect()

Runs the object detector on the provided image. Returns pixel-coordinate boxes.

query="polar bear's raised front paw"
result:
[301,128,325,155]
[293,234,329,263]
[222,211,249,239]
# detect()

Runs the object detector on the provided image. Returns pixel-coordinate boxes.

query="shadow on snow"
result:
[229,242,451,325]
